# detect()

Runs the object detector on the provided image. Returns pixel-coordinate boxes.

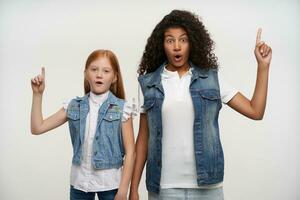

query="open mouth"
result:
[95,81,103,85]
[174,55,182,61]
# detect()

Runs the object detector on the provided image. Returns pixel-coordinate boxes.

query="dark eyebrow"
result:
[179,33,188,37]
[165,34,174,38]
[165,33,188,38]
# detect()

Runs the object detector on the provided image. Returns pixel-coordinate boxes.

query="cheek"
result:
[164,47,172,57]
[84,74,90,82]
[104,76,115,85]
[183,46,190,56]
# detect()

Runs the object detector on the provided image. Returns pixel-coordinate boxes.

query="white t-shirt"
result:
[139,67,238,189]
[63,91,137,192]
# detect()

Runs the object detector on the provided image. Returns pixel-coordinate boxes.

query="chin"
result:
[91,89,106,95]
[174,63,186,68]
[171,60,188,68]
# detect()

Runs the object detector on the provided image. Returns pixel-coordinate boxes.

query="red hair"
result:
[84,50,125,99]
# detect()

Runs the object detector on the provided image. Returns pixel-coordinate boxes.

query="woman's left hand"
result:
[254,28,272,67]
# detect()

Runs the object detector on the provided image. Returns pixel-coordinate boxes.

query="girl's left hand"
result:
[254,28,272,67]
[114,191,127,200]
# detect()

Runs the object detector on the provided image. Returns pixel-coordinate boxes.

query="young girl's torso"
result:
[64,91,136,192]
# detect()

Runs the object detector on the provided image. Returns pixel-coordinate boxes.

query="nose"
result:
[96,70,103,78]
[174,40,181,51]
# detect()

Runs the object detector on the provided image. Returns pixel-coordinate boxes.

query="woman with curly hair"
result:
[130,10,272,200]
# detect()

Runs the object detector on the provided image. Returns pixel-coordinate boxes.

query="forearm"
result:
[130,137,148,193]
[31,93,44,134]
[118,150,136,195]
[250,64,270,119]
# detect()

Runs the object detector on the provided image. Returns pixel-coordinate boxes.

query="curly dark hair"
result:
[138,9,218,75]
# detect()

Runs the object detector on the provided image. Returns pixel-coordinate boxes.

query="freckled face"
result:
[85,56,116,95]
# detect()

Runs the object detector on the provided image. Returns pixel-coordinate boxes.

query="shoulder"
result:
[62,97,80,110]
[138,62,165,85]
[121,98,138,122]
[66,95,88,110]
[191,63,218,77]
[138,71,155,84]
[109,92,126,108]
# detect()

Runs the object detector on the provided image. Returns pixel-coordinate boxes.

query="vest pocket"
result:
[199,89,222,110]
[103,111,121,136]
[103,112,121,121]
[200,89,221,101]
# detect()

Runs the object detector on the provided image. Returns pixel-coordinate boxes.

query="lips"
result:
[174,54,182,62]
[95,81,103,85]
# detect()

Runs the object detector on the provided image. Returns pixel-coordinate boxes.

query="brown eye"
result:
[181,38,188,42]
[166,38,174,44]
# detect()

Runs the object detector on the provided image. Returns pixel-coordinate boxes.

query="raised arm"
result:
[30,67,67,135]
[129,114,149,200]
[227,28,272,120]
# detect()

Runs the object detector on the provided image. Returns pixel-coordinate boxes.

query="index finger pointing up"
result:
[256,28,262,44]
[41,67,45,77]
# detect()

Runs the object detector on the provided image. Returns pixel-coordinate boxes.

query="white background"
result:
[0,0,299,199]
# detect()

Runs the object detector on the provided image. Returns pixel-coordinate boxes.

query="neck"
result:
[166,63,189,78]
[90,90,109,96]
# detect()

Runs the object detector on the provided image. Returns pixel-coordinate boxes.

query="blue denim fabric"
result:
[148,187,224,200]
[138,62,224,193]
[67,91,125,169]
[70,185,118,200]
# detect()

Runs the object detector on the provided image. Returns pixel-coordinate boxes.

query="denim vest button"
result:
[94,151,97,156]
[95,136,98,140]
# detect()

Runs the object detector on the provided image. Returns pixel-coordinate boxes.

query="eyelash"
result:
[90,68,110,73]
[166,38,188,43]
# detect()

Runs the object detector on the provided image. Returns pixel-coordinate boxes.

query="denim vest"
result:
[67,91,125,169]
[138,62,224,193]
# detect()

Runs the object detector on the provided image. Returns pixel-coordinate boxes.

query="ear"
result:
[112,74,118,84]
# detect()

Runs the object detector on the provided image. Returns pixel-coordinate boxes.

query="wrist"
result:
[117,188,127,196]
[130,186,138,193]
[257,63,270,71]
[33,92,43,97]
[118,184,128,193]
[257,61,270,67]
